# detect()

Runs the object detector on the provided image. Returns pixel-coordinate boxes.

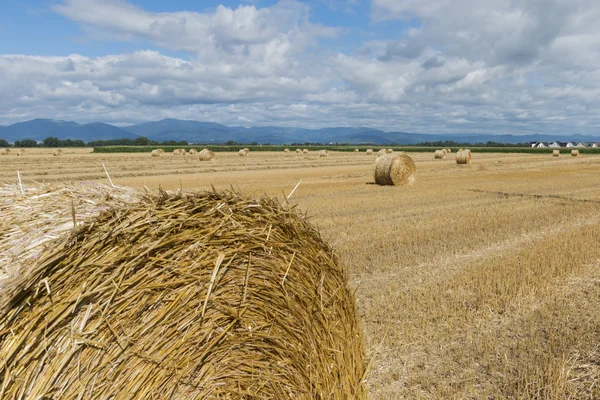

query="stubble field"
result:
[1,148,599,399]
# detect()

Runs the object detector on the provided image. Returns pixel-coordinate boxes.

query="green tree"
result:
[20,139,38,147]
[14,140,21,147]
[133,136,150,146]
[43,136,60,147]
[0,139,9,147]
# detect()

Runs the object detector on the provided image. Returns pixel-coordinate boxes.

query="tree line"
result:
[0,137,190,148]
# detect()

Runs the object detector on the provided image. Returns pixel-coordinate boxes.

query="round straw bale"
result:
[366,149,373,155]
[157,149,165,154]
[319,149,329,157]
[1,149,10,156]
[189,149,198,155]
[16,149,25,156]
[243,148,249,154]
[151,149,163,157]
[446,148,452,153]
[374,152,416,186]
[553,149,560,157]
[441,149,448,155]
[354,148,359,152]
[198,148,216,161]
[571,149,580,157]
[52,149,62,157]
[173,149,182,155]
[0,190,366,399]
[284,148,290,153]
[238,149,248,156]
[434,150,445,160]
[456,149,472,165]
[303,148,309,154]
[386,148,393,154]
[377,149,386,155]
[295,148,301,153]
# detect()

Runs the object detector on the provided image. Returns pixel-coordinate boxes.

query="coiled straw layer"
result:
[374,152,416,186]
[0,189,366,399]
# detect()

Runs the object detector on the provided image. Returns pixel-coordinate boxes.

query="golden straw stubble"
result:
[374,152,416,186]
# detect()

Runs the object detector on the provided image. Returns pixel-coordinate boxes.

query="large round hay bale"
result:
[1,148,10,155]
[295,148,301,153]
[157,149,165,154]
[366,149,373,155]
[198,148,216,161]
[16,149,25,156]
[377,149,386,155]
[173,149,182,155]
[571,149,580,157]
[0,190,366,399]
[386,148,393,154]
[374,152,416,186]
[284,148,290,153]
[434,150,445,160]
[354,148,359,153]
[52,149,62,157]
[238,149,248,156]
[446,148,452,153]
[441,149,448,155]
[303,149,309,154]
[319,149,329,157]
[151,149,163,158]
[243,148,250,155]
[189,149,198,155]
[456,149,472,165]
[553,149,560,157]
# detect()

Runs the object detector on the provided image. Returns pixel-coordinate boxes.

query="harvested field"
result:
[1,148,600,399]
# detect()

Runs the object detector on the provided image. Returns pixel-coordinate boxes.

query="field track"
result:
[2,149,599,398]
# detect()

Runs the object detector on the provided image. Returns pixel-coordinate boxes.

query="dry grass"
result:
[2,150,600,399]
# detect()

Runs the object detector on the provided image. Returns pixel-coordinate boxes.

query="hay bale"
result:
[571,149,580,157]
[295,148,301,153]
[386,148,393,154]
[189,149,198,155]
[52,149,62,157]
[319,149,329,157]
[238,149,248,157]
[446,149,452,153]
[456,149,472,165]
[198,148,216,161]
[16,149,25,156]
[157,149,165,154]
[374,152,416,186]
[377,149,387,155]
[243,148,250,154]
[1,149,10,156]
[284,148,290,153]
[303,149,309,154]
[434,150,445,160]
[0,189,366,399]
[151,149,163,158]
[366,149,373,155]
[441,149,448,155]
[553,149,560,157]
[173,149,182,155]
[354,148,359,153]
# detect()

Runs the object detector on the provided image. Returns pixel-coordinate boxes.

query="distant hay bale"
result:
[446,148,452,153]
[173,149,184,155]
[0,188,366,399]
[296,148,301,153]
[189,149,198,155]
[151,149,163,158]
[571,149,580,157]
[157,149,165,154]
[284,148,290,153]
[198,148,216,161]
[16,149,25,156]
[434,150,445,160]
[303,149,309,154]
[386,148,393,154]
[238,149,248,157]
[52,149,63,157]
[319,149,329,157]
[456,149,472,165]
[458,148,464,152]
[243,148,250,154]
[441,149,448,155]
[354,148,359,152]
[553,149,560,157]
[377,149,387,155]
[374,152,416,186]
[366,149,373,155]
[1,149,10,156]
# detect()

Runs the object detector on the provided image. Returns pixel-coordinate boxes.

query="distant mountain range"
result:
[1,118,600,145]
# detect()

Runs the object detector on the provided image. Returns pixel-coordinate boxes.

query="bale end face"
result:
[434,150,445,160]
[571,149,580,157]
[374,152,416,186]
[456,149,472,165]
[553,150,560,157]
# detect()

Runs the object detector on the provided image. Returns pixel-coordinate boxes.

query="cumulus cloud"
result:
[2,0,600,135]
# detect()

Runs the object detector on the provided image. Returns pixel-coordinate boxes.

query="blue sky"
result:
[1,0,600,134]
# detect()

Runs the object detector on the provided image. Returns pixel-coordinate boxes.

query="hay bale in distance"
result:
[0,189,366,399]
[366,149,373,155]
[354,148,359,153]
[151,149,163,157]
[243,148,250,155]
[1,148,10,155]
[571,149,580,157]
[553,149,560,157]
[284,148,290,153]
[189,149,198,155]
[319,149,329,157]
[52,149,63,157]
[374,152,416,186]
[303,149,309,154]
[173,149,183,155]
[377,149,387,155]
[456,149,472,165]
[296,148,301,153]
[446,149,452,153]
[434,150,445,160]
[198,148,216,161]
[238,149,248,157]
[16,149,25,156]
[386,148,393,154]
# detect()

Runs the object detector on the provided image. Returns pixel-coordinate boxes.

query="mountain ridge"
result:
[1,118,600,145]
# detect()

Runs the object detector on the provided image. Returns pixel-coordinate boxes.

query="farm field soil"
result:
[2,150,600,399]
